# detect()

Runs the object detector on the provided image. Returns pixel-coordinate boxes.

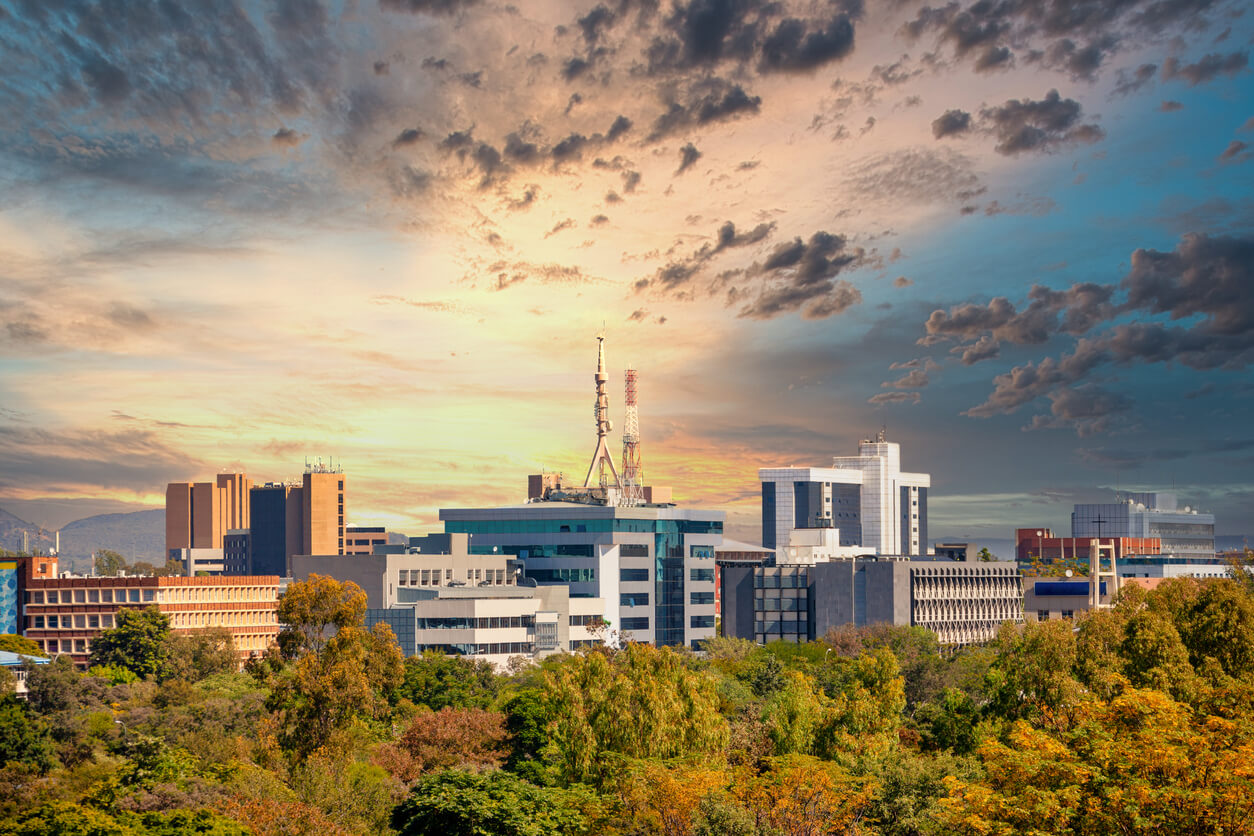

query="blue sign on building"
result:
[0,561,18,635]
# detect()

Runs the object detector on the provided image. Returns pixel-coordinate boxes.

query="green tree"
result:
[94,549,129,576]
[913,688,980,754]
[276,573,367,656]
[399,651,500,710]
[391,770,595,836]
[978,548,993,562]
[88,606,171,680]
[163,627,238,683]
[503,688,556,784]
[0,634,44,656]
[0,694,55,773]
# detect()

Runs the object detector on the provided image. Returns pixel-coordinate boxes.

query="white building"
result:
[1072,492,1216,557]
[759,434,931,556]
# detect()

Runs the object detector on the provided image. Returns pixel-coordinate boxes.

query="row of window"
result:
[398,568,511,586]
[617,615,716,632]
[416,642,534,656]
[415,616,536,630]
[528,568,597,583]
[691,569,715,583]
[621,568,649,582]
[754,572,808,589]
[569,614,605,627]
[621,593,649,607]
[29,613,117,630]
[446,519,724,535]
[31,610,277,631]
[754,597,806,612]
[26,586,273,605]
[755,618,808,633]
[28,588,154,605]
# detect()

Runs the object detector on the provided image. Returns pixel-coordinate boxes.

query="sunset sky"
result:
[1,0,1252,544]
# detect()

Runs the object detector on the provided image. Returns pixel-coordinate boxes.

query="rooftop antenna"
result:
[583,333,623,491]
[621,364,643,505]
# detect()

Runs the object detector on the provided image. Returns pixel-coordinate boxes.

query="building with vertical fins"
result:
[165,473,253,556]
[758,432,931,556]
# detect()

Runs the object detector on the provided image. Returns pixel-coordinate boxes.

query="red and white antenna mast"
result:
[582,334,622,492]
[621,365,644,505]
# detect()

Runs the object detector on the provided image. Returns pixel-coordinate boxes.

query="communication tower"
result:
[621,365,644,505]
[582,334,623,491]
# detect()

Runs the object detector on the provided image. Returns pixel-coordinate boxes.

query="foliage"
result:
[0,694,55,773]
[544,643,728,785]
[0,634,44,656]
[399,651,500,711]
[89,607,171,680]
[164,629,239,683]
[276,573,367,656]
[94,549,129,576]
[390,769,596,836]
[88,664,140,686]
[375,706,508,783]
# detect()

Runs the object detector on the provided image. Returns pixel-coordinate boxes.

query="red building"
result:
[1015,528,1160,564]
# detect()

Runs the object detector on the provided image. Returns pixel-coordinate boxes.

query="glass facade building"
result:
[440,503,724,648]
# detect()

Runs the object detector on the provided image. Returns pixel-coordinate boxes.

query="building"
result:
[248,465,347,577]
[165,472,252,556]
[223,530,250,574]
[1072,492,1215,557]
[345,526,389,555]
[18,558,280,666]
[439,503,724,649]
[1,650,49,698]
[722,554,1022,647]
[1,558,17,634]
[1015,528,1161,566]
[759,432,931,557]
[714,539,775,621]
[171,548,226,576]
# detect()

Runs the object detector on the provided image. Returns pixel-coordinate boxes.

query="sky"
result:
[0,0,1252,545]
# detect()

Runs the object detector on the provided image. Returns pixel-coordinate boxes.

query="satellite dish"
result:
[1064,569,1073,578]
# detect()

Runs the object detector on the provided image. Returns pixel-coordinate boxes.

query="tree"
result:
[399,651,500,710]
[276,574,367,656]
[615,759,729,836]
[978,548,993,562]
[391,770,595,836]
[375,706,507,784]
[0,635,44,657]
[163,627,238,683]
[737,755,875,836]
[88,606,171,680]
[94,549,129,576]
[544,643,728,785]
[0,694,55,773]
[266,623,403,759]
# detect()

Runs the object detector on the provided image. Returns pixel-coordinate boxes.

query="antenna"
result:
[582,334,623,492]
[621,364,644,505]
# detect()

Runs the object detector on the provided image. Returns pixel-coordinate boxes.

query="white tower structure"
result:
[621,365,644,505]
[583,335,623,491]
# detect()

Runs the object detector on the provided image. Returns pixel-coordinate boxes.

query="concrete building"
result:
[165,473,252,556]
[1072,492,1215,557]
[345,526,390,555]
[1016,528,1161,566]
[439,502,723,649]
[302,468,346,557]
[247,466,347,577]
[18,559,280,667]
[714,540,775,621]
[172,548,226,576]
[759,433,930,557]
[722,555,1022,647]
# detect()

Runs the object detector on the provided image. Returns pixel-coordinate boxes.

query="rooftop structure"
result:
[1072,492,1215,557]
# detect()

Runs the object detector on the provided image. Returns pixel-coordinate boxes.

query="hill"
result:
[58,509,166,565]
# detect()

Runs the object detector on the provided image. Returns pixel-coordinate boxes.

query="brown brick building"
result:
[166,472,253,555]
[18,557,279,667]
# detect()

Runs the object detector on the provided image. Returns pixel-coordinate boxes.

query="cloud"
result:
[649,78,762,140]
[392,127,425,148]
[272,127,306,146]
[932,109,972,138]
[882,368,930,389]
[676,143,702,174]
[1162,50,1249,86]
[923,282,1117,345]
[868,391,921,405]
[893,276,913,288]
[1219,140,1250,163]
[1112,63,1157,96]
[1158,100,1184,112]
[544,218,575,238]
[737,231,866,320]
[980,89,1104,155]
[1023,385,1132,436]
[757,14,856,74]
[380,0,481,14]
[590,214,610,226]
[950,334,1000,365]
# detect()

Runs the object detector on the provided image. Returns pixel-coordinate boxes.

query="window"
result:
[1037,610,1049,621]
[690,615,715,629]
[128,589,140,603]
[29,591,43,604]
[143,589,155,602]
[620,544,649,557]
[690,545,714,559]
[690,591,715,605]
[32,616,44,629]
[621,592,649,607]
[1061,609,1074,619]
[88,589,99,603]
[102,589,113,603]
[74,615,86,629]
[620,617,650,631]
[621,568,649,582]
[690,569,714,583]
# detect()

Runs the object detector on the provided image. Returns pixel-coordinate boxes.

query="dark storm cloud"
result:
[757,14,856,74]
[736,232,866,320]
[1112,63,1158,96]
[649,78,762,140]
[901,0,1223,82]
[980,89,1104,155]
[642,219,777,291]
[606,115,633,141]
[932,109,972,138]
[947,233,1254,433]
[380,0,482,15]
[676,143,702,174]
[1162,50,1249,86]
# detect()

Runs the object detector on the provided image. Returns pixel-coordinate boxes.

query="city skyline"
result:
[2,1,1252,542]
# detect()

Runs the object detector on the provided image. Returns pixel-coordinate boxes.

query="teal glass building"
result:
[440,503,725,648]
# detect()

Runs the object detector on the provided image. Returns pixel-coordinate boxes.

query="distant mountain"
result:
[0,507,55,555]
[58,510,166,566]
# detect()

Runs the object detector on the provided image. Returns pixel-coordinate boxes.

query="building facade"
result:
[345,526,389,555]
[759,436,930,557]
[18,564,280,666]
[722,556,1022,647]
[1015,528,1161,566]
[165,472,252,556]
[1072,492,1215,557]
[439,502,724,649]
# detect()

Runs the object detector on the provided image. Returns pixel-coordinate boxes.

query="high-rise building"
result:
[759,433,931,556]
[439,503,724,649]
[302,469,346,557]
[246,466,346,576]
[1071,492,1215,557]
[165,473,252,557]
